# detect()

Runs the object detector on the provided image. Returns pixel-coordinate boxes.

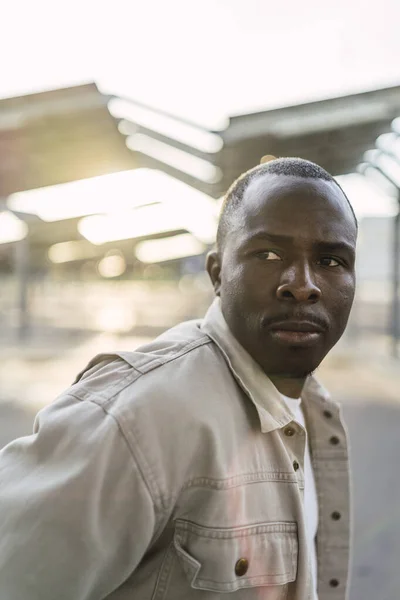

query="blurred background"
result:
[1,1,400,598]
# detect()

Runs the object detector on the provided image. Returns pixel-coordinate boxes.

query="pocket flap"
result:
[174,520,298,593]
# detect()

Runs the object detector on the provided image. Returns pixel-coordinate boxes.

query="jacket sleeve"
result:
[0,393,157,600]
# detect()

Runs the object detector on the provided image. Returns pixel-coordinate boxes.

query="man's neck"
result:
[268,375,307,399]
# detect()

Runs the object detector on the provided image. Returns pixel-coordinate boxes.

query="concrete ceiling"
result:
[117,84,400,198]
[0,83,136,197]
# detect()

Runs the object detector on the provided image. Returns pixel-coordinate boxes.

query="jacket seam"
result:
[72,365,142,404]
[68,392,164,517]
[72,336,214,408]
[131,335,213,374]
[99,336,213,407]
[182,471,298,490]
[66,336,216,515]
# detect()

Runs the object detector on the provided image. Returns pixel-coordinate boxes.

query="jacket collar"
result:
[201,298,333,432]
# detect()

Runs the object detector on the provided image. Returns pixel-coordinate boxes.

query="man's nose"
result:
[276,263,321,303]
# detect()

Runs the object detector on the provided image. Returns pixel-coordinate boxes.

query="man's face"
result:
[208,174,357,378]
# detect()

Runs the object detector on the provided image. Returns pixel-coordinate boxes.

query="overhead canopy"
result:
[112,84,400,198]
[3,83,400,273]
[0,83,136,197]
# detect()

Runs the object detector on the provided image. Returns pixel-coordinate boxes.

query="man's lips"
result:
[268,321,324,333]
[266,320,325,346]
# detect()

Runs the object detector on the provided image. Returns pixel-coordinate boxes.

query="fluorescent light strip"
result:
[135,233,205,264]
[7,169,161,222]
[78,204,185,245]
[363,149,400,186]
[109,99,223,154]
[0,212,28,244]
[48,241,99,263]
[376,132,398,153]
[374,153,400,188]
[358,164,398,198]
[376,132,400,164]
[392,117,400,134]
[336,173,398,218]
[78,197,217,246]
[126,134,223,184]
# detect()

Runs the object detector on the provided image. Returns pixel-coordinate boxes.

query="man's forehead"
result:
[243,173,343,206]
[240,173,354,222]
[229,173,357,246]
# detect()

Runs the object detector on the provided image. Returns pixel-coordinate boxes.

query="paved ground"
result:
[0,330,399,600]
[340,399,400,600]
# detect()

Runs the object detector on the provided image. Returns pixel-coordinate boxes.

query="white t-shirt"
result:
[281,394,318,600]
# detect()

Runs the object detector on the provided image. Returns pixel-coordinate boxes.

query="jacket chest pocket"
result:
[152,520,298,599]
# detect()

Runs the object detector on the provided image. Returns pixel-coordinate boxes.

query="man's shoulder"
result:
[69,318,227,408]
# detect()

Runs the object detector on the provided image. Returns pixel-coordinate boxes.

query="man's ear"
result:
[206,250,222,296]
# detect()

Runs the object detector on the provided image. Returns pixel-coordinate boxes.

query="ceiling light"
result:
[135,234,205,263]
[357,163,398,198]
[48,241,99,263]
[109,98,223,153]
[78,204,185,245]
[336,173,398,218]
[97,253,126,278]
[126,134,223,184]
[0,211,28,244]
[7,169,160,222]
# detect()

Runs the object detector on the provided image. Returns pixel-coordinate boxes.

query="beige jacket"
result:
[0,299,351,600]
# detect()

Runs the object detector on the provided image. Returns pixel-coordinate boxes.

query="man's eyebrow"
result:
[316,241,355,255]
[248,232,355,254]
[248,232,295,244]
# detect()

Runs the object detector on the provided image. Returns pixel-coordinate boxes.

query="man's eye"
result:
[318,257,341,267]
[256,251,282,261]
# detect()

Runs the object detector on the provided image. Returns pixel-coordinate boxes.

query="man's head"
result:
[207,157,357,381]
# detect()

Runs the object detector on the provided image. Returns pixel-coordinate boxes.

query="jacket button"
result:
[329,579,339,587]
[293,461,300,471]
[323,410,333,418]
[330,436,340,445]
[331,511,341,520]
[284,426,296,437]
[235,558,249,576]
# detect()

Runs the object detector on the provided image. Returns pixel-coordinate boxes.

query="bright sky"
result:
[2,0,400,128]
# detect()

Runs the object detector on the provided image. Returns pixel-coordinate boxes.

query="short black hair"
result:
[216,157,357,251]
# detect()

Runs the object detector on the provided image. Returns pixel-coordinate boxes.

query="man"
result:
[0,157,357,600]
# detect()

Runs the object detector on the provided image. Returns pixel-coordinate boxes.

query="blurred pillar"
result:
[15,237,30,340]
[392,206,400,357]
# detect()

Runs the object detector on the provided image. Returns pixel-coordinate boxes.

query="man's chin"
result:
[260,344,323,377]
